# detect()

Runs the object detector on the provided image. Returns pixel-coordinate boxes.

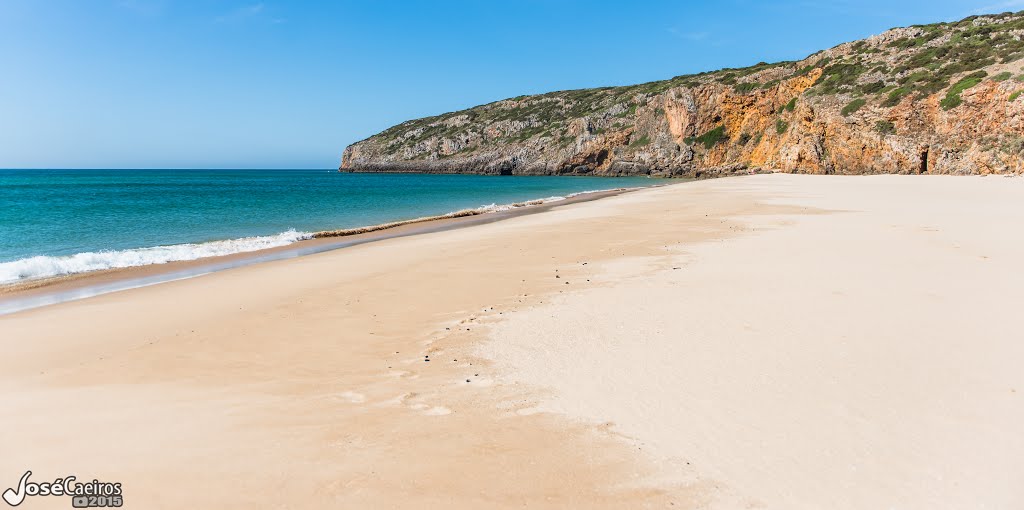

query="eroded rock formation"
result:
[341,12,1024,177]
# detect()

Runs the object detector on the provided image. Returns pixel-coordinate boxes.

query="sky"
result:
[1,0,1021,169]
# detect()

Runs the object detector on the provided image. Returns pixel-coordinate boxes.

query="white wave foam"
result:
[462,187,638,214]
[1,187,644,285]
[0,229,313,284]
[315,190,630,240]
[464,195,566,214]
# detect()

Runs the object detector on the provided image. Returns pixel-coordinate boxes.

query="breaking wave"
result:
[0,229,313,284]
[311,190,622,238]
[2,187,638,285]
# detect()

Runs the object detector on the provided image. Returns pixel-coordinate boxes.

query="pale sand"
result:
[481,174,1024,508]
[0,174,1021,508]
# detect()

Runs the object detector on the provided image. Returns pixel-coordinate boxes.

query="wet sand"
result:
[0,187,641,314]
[0,174,1021,509]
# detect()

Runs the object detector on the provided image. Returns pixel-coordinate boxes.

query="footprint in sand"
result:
[421,406,452,416]
[337,391,367,403]
[383,392,452,416]
[495,399,542,415]
[375,392,415,408]
[387,369,418,379]
[456,376,494,387]
[409,402,452,415]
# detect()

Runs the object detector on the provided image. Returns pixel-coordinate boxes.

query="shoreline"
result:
[0,186,651,315]
[0,177,728,508]
[0,174,1021,508]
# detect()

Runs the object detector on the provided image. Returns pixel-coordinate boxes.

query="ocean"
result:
[0,169,656,284]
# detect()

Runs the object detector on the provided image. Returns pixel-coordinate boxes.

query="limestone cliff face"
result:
[341,12,1024,177]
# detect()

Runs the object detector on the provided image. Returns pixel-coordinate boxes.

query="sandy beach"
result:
[1,174,1022,509]
[0,187,638,313]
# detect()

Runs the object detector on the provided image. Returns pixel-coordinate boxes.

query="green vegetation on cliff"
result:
[842,98,867,116]
[343,11,1024,177]
[941,71,987,109]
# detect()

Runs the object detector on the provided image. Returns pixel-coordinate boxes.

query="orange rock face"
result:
[341,13,1024,177]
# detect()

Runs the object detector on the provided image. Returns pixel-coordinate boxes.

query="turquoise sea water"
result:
[0,169,655,283]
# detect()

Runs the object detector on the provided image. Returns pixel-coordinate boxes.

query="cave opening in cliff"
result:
[919,147,929,174]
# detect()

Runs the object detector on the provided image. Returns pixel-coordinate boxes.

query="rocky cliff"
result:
[341,12,1024,177]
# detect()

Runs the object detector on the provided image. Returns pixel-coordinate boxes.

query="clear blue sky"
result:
[1,0,1019,169]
